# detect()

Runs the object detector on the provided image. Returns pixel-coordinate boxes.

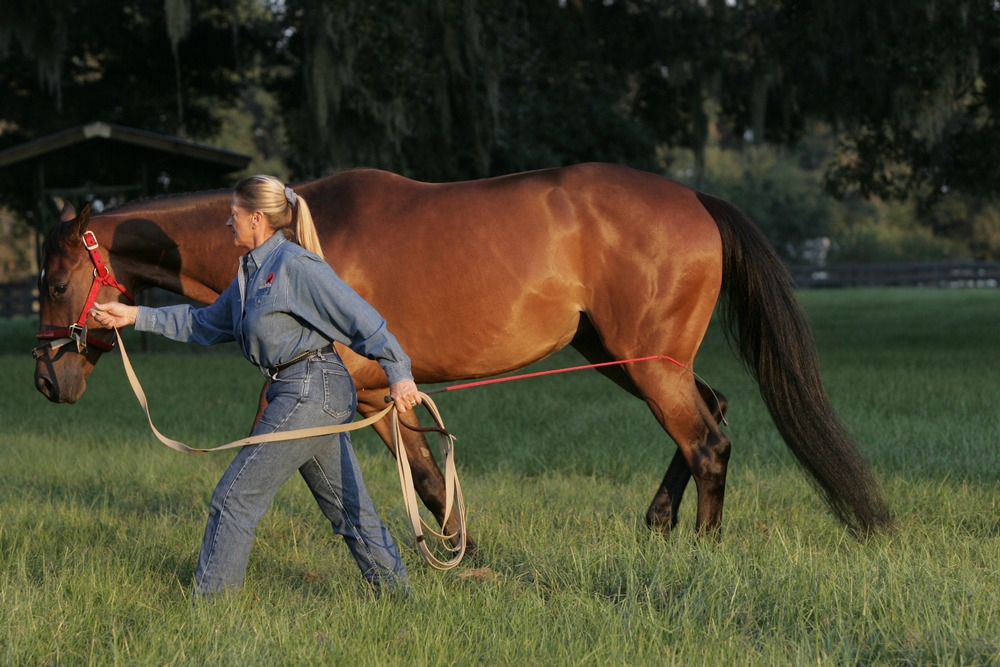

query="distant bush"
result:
[970,204,1000,260]
[828,220,971,263]
[827,197,971,264]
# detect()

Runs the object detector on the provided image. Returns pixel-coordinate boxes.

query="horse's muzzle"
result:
[33,351,87,404]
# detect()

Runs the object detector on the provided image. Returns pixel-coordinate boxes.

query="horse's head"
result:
[34,203,133,403]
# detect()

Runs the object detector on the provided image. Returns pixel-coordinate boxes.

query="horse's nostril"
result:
[35,374,54,398]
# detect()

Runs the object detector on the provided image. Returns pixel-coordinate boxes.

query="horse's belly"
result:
[407,296,582,382]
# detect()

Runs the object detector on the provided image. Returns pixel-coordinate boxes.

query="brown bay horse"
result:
[33,163,894,547]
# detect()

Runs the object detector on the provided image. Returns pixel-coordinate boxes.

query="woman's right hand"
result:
[389,379,422,414]
[90,302,138,329]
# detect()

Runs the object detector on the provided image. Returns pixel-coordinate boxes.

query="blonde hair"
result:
[233,175,325,259]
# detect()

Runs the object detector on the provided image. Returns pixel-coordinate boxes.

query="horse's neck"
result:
[96,201,238,305]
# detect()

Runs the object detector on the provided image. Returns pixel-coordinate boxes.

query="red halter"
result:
[33,230,135,358]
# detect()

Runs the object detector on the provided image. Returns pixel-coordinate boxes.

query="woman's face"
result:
[227,197,259,251]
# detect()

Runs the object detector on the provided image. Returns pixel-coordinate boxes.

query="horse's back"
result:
[308,163,719,264]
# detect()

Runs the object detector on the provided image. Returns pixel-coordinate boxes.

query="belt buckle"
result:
[266,348,319,381]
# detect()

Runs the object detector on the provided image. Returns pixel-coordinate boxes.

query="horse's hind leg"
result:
[584,365,729,534]
[586,268,730,532]
[645,381,728,535]
[631,365,732,535]
[572,322,728,535]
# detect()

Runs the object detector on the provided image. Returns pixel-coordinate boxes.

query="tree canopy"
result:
[2,0,998,205]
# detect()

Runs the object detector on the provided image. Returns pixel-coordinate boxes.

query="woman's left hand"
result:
[389,380,422,414]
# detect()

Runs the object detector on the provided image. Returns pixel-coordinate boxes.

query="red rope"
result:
[425,355,689,395]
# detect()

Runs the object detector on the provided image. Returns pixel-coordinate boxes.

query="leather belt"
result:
[265,345,332,379]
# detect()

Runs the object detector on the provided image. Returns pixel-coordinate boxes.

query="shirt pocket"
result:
[245,294,279,337]
[322,367,356,422]
[252,293,277,308]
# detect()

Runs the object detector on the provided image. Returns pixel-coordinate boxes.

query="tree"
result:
[5,0,1000,208]
[0,0,246,147]
[718,0,1000,204]
[270,0,503,180]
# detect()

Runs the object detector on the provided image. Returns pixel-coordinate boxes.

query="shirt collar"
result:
[243,232,286,272]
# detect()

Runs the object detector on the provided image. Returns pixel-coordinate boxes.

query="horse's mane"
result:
[102,187,230,214]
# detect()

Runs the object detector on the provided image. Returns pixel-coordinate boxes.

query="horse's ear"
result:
[72,202,92,239]
[59,201,77,222]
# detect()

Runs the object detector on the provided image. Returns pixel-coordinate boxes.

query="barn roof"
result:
[0,121,250,170]
[0,121,252,198]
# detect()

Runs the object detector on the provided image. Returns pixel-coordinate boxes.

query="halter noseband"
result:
[33,230,135,359]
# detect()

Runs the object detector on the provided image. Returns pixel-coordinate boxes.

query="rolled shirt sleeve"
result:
[134,283,237,346]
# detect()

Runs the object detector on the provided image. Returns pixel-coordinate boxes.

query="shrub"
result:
[827,198,971,263]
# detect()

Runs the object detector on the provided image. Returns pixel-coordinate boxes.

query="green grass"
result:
[2,289,1000,665]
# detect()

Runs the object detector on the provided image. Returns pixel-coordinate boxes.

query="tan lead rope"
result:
[391,397,467,570]
[113,328,467,569]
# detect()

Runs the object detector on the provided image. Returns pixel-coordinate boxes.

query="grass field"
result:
[2,289,999,665]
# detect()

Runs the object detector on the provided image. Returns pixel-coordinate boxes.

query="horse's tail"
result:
[696,191,895,535]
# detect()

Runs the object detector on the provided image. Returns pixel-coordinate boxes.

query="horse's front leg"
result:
[356,388,478,555]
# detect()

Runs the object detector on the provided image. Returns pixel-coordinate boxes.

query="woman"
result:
[92,175,417,597]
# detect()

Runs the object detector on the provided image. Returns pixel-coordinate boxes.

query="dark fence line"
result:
[788,261,1000,288]
[0,278,38,318]
[3,261,999,318]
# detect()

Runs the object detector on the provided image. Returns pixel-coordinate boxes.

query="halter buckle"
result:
[69,323,87,352]
[83,230,99,251]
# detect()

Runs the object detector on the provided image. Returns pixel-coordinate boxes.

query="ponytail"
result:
[294,196,325,260]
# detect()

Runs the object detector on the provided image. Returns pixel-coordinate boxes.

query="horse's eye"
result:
[52,284,69,298]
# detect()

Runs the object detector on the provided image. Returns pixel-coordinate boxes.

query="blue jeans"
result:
[194,350,409,595]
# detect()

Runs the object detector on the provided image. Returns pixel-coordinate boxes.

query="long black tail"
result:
[697,192,894,535]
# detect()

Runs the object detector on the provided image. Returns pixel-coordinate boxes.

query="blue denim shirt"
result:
[134,233,413,385]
